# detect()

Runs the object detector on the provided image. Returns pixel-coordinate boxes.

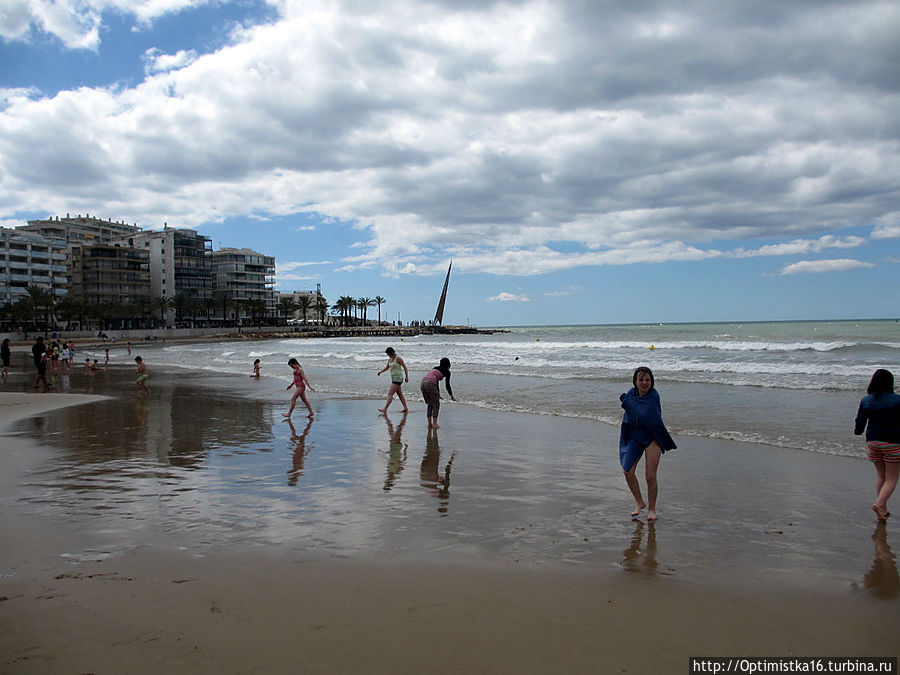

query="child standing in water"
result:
[378,347,409,413]
[251,359,261,377]
[283,358,315,419]
[134,356,149,393]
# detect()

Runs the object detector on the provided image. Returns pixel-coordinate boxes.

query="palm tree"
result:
[55,296,84,330]
[296,295,312,323]
[25,285,52,334]
[153,296,174,328]
[374,295,386,324]
[9,297,32,331]
[316,299,329,324]
[214,293,233,326]
[334,296,352,326]
[173,293,189,325]
[357,297,375,326]
[241,299,267,327]
[276,298,297,323]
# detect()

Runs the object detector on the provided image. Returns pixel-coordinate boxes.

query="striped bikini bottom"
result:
[867,441,900,463]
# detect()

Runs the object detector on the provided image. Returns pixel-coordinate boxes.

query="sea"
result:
[88,318,900,461]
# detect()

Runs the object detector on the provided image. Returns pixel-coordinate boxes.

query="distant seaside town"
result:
[0,213,460,338]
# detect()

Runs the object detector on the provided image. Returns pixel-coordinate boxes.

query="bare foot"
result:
[873,504,890,522]
[631,501,646,517]
[401,408,409,412]
[307,413,315,418]
[378,408,387,413]
[647,510,658,521]
[282,412,292,418]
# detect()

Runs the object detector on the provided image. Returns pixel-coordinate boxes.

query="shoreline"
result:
[2,323,505,352]
[1,368,898,671]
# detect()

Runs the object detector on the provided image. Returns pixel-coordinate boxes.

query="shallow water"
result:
[67,319,900,458]
[3,366,897,599]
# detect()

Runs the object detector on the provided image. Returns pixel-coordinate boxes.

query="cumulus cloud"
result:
[487,292,531,302]
[0,0,221,49]
[143,48,199,74]
[780,259,875,275]
[1,0,899,277]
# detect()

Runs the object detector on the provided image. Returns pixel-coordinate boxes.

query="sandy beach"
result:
[1,362,898,673]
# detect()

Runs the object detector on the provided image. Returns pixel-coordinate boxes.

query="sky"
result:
[1,0,898,327]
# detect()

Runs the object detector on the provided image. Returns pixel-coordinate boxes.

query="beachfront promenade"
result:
[1,323,501,348]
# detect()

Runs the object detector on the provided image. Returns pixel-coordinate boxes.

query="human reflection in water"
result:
[862,523,899,599]
[420,428,454,514]
[134,397,148,427]
[382,412,408,492]
[622,519,658,576]
[286,418,314,486]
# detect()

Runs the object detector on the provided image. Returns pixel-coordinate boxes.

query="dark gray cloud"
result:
[1,0,898,275]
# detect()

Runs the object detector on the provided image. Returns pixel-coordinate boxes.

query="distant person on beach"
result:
[420,357,456,429]
[134,356,149,393]
[252,359,261,377]
[619,366,676,521]
[32,336,49,390]
[283,358,315,419]
[378,347,409,413]
[1,338,10,378]
[855,369,900,523]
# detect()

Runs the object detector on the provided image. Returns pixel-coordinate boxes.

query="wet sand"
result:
[1,368,898,673]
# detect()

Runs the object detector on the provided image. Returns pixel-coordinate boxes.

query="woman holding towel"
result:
[619,366,676,521]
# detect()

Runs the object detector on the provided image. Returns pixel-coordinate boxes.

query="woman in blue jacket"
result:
[619,366,676,521]
[855,369,900,522]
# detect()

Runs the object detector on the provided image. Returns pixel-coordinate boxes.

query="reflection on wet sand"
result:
[862,523,899,600]
[382,413,408,492]
[286,418,314,486]
[622,520,658,576]
[23,372,274,472]
[420,428,454,515]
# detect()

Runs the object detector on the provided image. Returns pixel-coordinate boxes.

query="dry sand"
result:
[1,386,898,673]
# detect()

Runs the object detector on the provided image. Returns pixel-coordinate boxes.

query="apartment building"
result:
[21,214,140,245]
[68,244,151,326]
[120,227,214,325]
[0,227,68,306]
[212,248,276,323]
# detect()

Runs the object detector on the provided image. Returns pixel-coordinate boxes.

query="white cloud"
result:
[487,292,531,302]
[276,260,331,272]
[143,48,199,74]
[780,259,875,275]
[731,235,866,258]
[1,0,899,278]
[0,0,221,49]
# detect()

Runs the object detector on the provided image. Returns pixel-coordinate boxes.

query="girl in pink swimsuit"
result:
[420,357,456,429]
[283,358,315,418]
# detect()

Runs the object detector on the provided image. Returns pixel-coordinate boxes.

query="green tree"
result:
[25,285,52,334]
[214,293,233,326]
[316,299,329,324]
[276,297,297,323]
[357,297,374,325]
[296,295,312,323]
[374,295,386,324]
[241,299,267,326]
[153,296,174,327]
